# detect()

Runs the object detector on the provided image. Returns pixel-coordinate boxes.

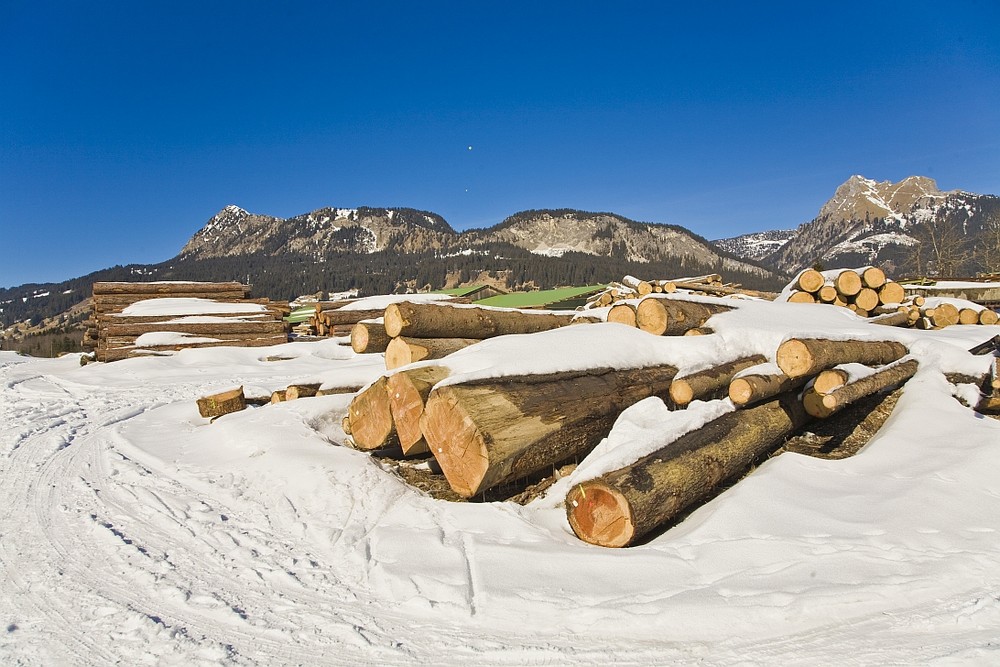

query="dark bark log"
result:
[197,386,246,418]
[802,358,918,418]
[566,394,809,547]
[384,301,585,339]
[634,297,733,336]
[421,364,678,498]
[668,355,767,407]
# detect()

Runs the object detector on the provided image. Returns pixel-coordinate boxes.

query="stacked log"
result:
[87,282,290,362]
[584,274,776,309]
[780,267,999,328]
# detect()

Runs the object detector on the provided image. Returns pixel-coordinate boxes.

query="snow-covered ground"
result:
[2,300,1000,665]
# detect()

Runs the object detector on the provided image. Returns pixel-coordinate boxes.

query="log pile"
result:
[584,274,777,308]
[780,267,999,328]
[84,282,289,362]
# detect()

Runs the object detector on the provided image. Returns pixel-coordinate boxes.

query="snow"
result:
[337,293,457,310]
[121,298,269,316]
[2,298,1000,664]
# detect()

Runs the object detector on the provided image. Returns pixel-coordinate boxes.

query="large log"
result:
[196,386,246,419]
[668,355,767,407]
[980,309,999,325]
[877,281,905,305]
[346,376,398,451]
[285,383,322,400]
[565,394,809,547]
[776,337,908,378]
[421,364,678,498]
[93,281,250,296]
[351,320,392,354]
[728,370,807,407]
[384,301,585,339]
[861,267,887,290]
[803,358,919,418]
[386,365,451,455]
[607,303,638,327]
[384,336,482,370]
[634,297,733,336]
[795,269,825,293]
[834,270,862,297]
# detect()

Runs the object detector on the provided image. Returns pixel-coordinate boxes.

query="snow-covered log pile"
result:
[584,273,777,309]
[333,295,1000,547]
[304,293,472,338]
[85,282,290,362]
[778,267,1000,328]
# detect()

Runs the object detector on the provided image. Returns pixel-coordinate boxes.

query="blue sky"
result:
[2,1,998,288]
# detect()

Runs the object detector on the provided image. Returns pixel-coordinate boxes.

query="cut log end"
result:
[420,388,490,497]
[566,481,635,548]
[197,386,246,418]
[728,377,754,405]
[347,377,397,451]
[775,339,813,378]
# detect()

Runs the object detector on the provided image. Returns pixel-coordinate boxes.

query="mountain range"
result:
[3,174,999,349]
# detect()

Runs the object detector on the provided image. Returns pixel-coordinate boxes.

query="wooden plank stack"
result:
[84,281,289,362]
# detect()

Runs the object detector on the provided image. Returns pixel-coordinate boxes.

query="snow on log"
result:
[384,336,483,371]
[386,365,451,456]
[196,386,246,419]
[350,320,392,354]
[383,301,584,339]
[668,355,767,407]
[634,297,733,336]
[868,311,910,327]
[421,364,678,498]
[566,394,809,547]
[776,338,909,378]
[802,358,919,418]
[346,376,398,451]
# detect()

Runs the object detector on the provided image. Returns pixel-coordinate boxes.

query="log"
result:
[285,383,322,400]
[565,394,809,547]
[817,285,838,303]
[795,269,825,293]
[786,291,816,304]
[728,370,807,407]
[322,308,386,326]
[634,297,733,336]
[196,386,246,419]
[270,390,287,404]
[853,288,879,312]
[834,270,863,297]
[802,358,918,418]
[105,321,287,336]
[959,308,981,325]
[384,336,482,370]
[384,302,581,339]
[671,282,778,299]
[386,365,451,455]
[811,368,850,395]
[346,376,398,451]
[682,327,714,336]
[968,335,1000,356]
[980,309,999,325]
[621,276,654,296]
[668,355,767,407]
[93,281,249,296]
[607,303,638,327]
[929,303,960,327]
[868,311,910,327]
[877,281,905,305]
[776,337,909,378]
[351,320,392,354]
[861,267,887,290]
[421,364,678,498]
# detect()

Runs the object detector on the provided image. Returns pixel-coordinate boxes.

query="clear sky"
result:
[2,1,999,288]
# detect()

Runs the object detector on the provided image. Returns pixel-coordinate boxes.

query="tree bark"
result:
[668,355,767,407]
[384,301,584,339]
[776,337,908,378]
[634,297,733,336]
[386,366,451,455]
[868,311,910,327]
[322,308,386,326]
[105,321,287,336]
[565,394,809,547]
[351,320,392,354]
[346,376,398,451]
[196,386,246,419]
[421,364,678,498]
[384,336,482,370]
[802,358,918,418]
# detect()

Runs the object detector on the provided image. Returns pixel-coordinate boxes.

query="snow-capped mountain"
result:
[713,229,797,263]
[719,175,1000,275]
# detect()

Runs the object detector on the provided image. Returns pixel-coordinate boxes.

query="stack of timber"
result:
[599,293,736,337]
[85,281,289,362]
[308,295,474,338]
[584,274,777,309]
[566,336,921,547]
[778,266,998,328]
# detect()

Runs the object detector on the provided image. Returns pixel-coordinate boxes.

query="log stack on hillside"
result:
[84,282,289,362]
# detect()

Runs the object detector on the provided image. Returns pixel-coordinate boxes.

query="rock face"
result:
[718,175,1000,275]
[181,206,777,279]
[181,206,455,259]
